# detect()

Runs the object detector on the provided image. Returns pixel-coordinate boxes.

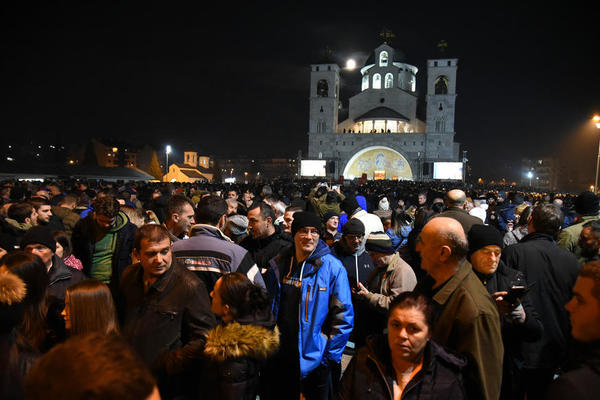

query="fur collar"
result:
[204,322,280,362]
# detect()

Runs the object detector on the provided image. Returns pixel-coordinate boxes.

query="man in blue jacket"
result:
[267,211,354,400]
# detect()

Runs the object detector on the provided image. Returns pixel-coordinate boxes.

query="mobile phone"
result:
[504,283,534,305]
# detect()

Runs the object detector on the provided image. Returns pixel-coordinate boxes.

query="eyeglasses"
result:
[297,229,319,238]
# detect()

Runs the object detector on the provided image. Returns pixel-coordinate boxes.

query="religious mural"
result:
[343,146,413,180]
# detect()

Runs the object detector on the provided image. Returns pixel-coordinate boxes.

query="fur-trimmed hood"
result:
[0,267,26,305]
[204,322,280,362]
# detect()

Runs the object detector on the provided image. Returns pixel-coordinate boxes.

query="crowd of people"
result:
[0,177,599,400]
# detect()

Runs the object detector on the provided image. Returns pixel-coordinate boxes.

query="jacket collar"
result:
[189,223,232,242]
[48,254,72,284]
[519,232,555,243]
[135,261,176,293]
[432,259,472,306]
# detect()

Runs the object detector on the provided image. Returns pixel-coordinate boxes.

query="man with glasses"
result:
[266,211,353,400]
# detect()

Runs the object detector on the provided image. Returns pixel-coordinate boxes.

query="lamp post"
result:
[165,145,172,175]
[527,171,534,188]
[594,115,600,194]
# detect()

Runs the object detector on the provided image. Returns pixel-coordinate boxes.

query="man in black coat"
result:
[118,224,216,399]
[547,261,600,400]
[468,224,543,400]
[501,203,580,400]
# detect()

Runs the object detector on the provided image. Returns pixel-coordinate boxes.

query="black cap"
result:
[342,218,365,236]
[292,212,322,237]
[20,226,56,253]
[340,196,360,214]
[322,210,339,224]
[467,224,503,257]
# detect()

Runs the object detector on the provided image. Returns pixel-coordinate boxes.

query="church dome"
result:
[364,45,406,67]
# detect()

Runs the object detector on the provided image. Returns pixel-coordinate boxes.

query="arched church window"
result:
[317,79,329,97]
[362,75,369,91]
[373,74,381,89]
[435,118,445,132]
[434,76,448,94]
[384,73,393,88]
[379,51,388,67]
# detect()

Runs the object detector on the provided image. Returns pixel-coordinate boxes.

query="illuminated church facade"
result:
[307,43,460,180]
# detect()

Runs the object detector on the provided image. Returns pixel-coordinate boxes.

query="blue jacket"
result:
[269,239,354,378]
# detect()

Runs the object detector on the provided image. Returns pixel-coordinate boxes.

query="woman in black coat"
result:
[203,272,279,400]
[338,292,467,400]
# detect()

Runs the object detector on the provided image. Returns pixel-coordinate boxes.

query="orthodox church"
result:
[307,42,460,180]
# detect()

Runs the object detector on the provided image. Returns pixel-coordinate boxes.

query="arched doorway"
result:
[342,146,413,180]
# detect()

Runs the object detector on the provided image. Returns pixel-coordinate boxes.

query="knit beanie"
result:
[20,226,57,253]
[340,196,360,215]
[575,191,599,216]
[365,232,395,254]
[467,224,503,257]
[226,215,248,236]
[322,210,339,224]
[342,218,365,236]
[291,212,322,237]
[0,267,27,334]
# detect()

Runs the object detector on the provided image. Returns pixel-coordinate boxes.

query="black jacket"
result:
[203,312,279,400]
[547,342,600,400]
[45,255,86,345]
[332,240,377,346]
[473,260,543,399]
[71,211,137,286]
[338,335,467,400]
[240,227,292,272]
[501,232,580,370]
[118,262,216,399]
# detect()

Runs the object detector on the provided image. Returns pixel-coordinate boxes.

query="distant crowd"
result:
[1,178,599,400]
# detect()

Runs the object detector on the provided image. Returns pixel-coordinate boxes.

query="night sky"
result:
[1,2,599,182]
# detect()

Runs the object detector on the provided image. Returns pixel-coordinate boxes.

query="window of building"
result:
[447,60,451,66]
[362,75,369,91]
[373,74,381,89]
[434,76,448,94]
[317,79,329,97]
[379,51,388,66]
[384,73,393,88]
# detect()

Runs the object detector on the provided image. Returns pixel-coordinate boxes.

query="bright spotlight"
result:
[346,59,356,70]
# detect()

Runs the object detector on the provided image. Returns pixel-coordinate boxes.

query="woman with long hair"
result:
[1,251,49,353]
[52,231,83,271]
[61,279,118,336]
[204,272,279,400]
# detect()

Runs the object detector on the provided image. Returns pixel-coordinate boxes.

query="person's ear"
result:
[439,245,452,262]
[217,214,227,230]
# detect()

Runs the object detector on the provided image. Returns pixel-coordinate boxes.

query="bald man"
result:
[416,217,503,400]
[437,189,483,234]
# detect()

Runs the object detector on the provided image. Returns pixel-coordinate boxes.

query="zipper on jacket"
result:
[305,284,310,322]
[367,354,393,399]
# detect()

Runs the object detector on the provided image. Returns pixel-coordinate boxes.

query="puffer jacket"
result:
[203,314,279,400]
[338,335,467,400]
[269,239,354,378]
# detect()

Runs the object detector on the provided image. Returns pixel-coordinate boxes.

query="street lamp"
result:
[165,145,172,174]
[527,171,534,187]
[594,115,600,194]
